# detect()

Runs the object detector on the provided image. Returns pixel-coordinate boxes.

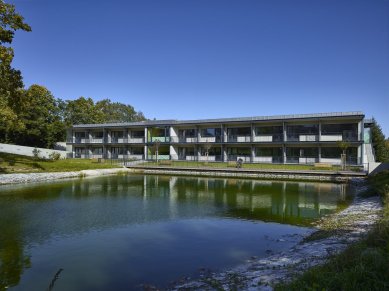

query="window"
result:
[91,147,103,154]
[132,130,144,138]
[92,132,103,138]
[256,147,282,157]
[132,147,143,155]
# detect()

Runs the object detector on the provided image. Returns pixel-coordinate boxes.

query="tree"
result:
[64,97,146,126]
[10,85,65,148]
[95,99,146,123]
[0,0,31,142]
[371,118,389,162]
[64,97,102,125]
[337,140,350,170]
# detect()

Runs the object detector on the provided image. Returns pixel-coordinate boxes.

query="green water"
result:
[0,174,351,290]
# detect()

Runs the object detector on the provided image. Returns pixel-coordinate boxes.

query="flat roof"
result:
[72,111,364,128]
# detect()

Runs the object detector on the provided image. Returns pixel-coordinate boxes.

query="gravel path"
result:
[0,168,130,185]
[172,179,383,291]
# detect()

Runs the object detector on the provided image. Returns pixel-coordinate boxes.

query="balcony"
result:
[171,136,198,143]
[286,156,319,164]
[110,138,128,144]
[129,137,145,143]
[286,134,318,142]
[253,134,283,142]
[252,156,283,163]
[149,137,170,143]
[227,135,251,143]
[320,132,358,142]
[227,155,251,162]
[199,136,222,143]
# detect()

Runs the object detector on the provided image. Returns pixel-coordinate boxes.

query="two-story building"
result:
[66,111,371,166]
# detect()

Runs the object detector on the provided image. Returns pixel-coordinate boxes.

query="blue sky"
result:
[9,0,389,136]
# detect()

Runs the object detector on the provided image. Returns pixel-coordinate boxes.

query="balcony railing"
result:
[148,154,170,160]
[253,134,283,142]
[170,136,198,143]
[227,135,251,142]
[252,156,283,163]
[149,137,170,143]
[227,155,251,162]
[198,136,223,143]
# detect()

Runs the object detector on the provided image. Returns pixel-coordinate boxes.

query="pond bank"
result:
[171,179,382,291]
[128,166,366,182]
[0,168,130,185]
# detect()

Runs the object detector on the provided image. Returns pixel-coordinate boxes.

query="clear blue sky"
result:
[9,0,389,136]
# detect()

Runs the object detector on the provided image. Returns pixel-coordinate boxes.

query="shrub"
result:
[49,151,61,161]
[32,148,41,159]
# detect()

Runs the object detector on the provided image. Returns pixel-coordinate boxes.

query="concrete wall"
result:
[369,163,389,175]
[0,143,67,159]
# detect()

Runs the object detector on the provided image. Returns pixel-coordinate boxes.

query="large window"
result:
[227,127,251,136]
[200,147,221,155]
[91,147,103,154]
[255,126,282,135]
[321,147,341,158]
[200,128,221,137]
[131,147,143,155]
[91,132,103,138]
[256,147,282,157]
[227,147,251,155]
[287,147,318,157]
[131,130,144,138]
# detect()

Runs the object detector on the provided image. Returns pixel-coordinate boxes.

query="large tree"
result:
[65,97,146,125]
[95,99,145,123]
[10,85,65,148]
[371,118,389,163]
[0,0,31,142]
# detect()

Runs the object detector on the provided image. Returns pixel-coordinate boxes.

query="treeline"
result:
[0,1,145,149]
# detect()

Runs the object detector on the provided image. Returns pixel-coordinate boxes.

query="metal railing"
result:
[227,135,251,142]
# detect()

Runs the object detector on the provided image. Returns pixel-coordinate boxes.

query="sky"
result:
[8,0,389,136]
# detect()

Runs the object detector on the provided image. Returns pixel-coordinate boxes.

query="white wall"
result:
[0,143,67,159]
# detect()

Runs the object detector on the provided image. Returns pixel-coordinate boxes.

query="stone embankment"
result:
[172,179,382,291]
[0,168,130,185]
[129,166,366,182]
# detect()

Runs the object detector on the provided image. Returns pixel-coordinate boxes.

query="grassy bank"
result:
[0,153,118,173]
[140,160,362,172]
[276,170,389,291]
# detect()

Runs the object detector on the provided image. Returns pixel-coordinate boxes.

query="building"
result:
[66,111,373,166]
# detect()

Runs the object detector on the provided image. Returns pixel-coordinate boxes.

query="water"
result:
[0,174,351,290]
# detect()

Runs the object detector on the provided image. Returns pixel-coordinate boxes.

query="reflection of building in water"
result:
[167,176,350,225]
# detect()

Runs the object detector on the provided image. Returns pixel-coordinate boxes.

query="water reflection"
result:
[0,175,350,290]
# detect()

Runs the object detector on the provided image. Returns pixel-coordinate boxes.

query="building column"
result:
[357,144,362,165]
[223,145,228,162]
[318,121,322,142]
[318,146,321,163]
[223,124,227,142]
[144,145,148,160]
[282,145,286,164]
[283,122,287,142]
[251,145,255,163]
[251,123,254,142]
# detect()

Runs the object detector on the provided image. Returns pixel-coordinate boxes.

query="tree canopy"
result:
[371,118,389,162]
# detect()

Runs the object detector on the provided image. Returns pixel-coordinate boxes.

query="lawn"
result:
[275,170,389,291]
[138,160,361,172]
[0,153,118,174]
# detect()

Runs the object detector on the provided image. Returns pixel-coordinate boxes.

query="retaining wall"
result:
[0,143,67,159]
[127,166,366,182]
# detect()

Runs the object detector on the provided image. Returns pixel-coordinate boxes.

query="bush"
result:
[32,148,41,159]
[49,151,61,161]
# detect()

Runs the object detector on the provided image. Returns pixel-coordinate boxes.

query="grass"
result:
[0,153,118,173]
[275,170,389,291]
[138,160,362,172]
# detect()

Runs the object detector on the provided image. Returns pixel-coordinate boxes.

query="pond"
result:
[0,174,352,290]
